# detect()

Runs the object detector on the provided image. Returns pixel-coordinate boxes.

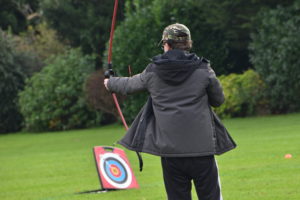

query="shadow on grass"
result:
[76,188,117,194]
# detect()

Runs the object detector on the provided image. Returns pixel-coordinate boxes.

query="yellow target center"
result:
[111,166,120,176]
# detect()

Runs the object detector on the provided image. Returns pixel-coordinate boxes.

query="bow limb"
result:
[106,0,129,130]
[107,0,118,66]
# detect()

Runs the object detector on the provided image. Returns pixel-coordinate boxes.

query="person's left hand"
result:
[104,79,109,91]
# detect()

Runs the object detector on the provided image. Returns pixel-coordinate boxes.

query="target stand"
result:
[93,146,139,191]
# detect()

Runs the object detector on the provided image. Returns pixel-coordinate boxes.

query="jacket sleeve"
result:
[206,66,225,107]
[107,69,149,95]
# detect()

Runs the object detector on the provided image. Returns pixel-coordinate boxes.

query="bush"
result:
[85,69,125,119]
[214,70,268,118]
[19,49,102,132]
[0,31,25,133]
[249,2,300,113]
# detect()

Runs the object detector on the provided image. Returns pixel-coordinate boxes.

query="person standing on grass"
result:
[104,23,236,200]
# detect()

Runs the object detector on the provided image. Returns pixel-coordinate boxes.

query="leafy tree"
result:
[19,49,102,132]
[41,0,126,67]
[0,31,25,133]
[249,1,300,113]
[15,23,67,62]
[0,0,40,34]
[13,22,67,76]
[111,0,295,74]
[210,0,295,74]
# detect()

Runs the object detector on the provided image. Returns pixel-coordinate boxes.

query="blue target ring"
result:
[103,158,128,184]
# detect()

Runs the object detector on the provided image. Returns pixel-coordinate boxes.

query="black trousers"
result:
[161,156,222,200]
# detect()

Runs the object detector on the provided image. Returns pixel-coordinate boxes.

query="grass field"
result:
[1,113,300,200]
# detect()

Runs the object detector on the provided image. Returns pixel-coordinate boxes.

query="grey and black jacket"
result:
[108,49,236,157]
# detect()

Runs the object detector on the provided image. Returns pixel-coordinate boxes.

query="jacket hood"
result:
[152,49,206,85]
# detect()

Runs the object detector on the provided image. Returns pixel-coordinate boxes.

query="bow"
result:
[105,0,143,172]
[105,0,128,130]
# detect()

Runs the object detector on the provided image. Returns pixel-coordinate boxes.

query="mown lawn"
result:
[1,113,300,200]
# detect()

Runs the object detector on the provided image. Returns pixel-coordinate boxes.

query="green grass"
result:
[1,113,300,200]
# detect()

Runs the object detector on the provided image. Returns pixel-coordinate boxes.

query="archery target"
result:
[93,146,138,190]
[99,153,132,188]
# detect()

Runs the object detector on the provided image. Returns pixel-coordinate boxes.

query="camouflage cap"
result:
[161,23,191,43]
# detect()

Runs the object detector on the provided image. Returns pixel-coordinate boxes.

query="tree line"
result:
[1,0,299,133]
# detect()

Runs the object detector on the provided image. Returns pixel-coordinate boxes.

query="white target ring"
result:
[99,153,133,189]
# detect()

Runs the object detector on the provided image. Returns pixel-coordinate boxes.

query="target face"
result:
[100,153,132,188]
[93,146,139,190]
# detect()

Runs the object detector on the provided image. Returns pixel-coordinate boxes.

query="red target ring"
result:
[110,164,121,177]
